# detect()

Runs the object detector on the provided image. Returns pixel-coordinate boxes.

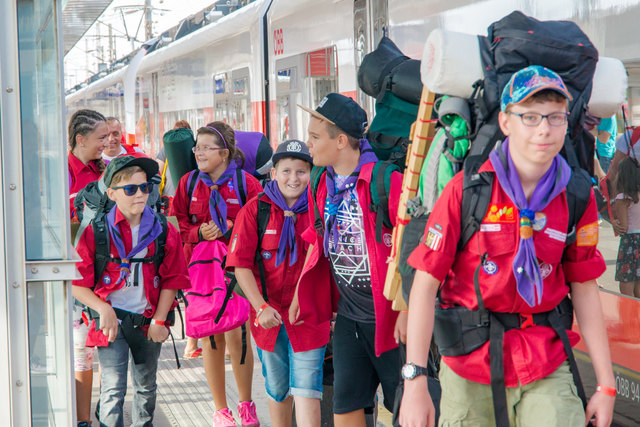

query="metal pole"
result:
[145,0,153,41]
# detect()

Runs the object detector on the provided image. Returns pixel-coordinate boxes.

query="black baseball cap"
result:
[272,139,312,166]
[298,93,368,140]
[103,154,159,187]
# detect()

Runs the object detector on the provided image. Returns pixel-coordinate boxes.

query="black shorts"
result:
[332,314,400,414]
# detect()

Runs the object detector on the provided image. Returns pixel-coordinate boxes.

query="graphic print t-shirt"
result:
[325,175,375,322]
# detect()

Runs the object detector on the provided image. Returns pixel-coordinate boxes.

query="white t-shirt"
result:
[102,145,144,162]
[107,225,151,314]
[614,130,640,160]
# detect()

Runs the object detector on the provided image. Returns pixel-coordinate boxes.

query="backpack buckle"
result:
[520,313,535,329]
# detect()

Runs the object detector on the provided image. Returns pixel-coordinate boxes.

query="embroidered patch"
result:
[227,198,239,205]
[383,233,393,247]
[434,223,443,231]
[577,222,598,246]
[532,212,547,231]
[482,261,498,275]
[228,181,234,191]
[262,251,272,260]
[231,234,238,253]
[424,227,443,251]
[286,140,302,152]
[264,229,277,235]
[539,262,553,279]
[480,223,501,232]
[544,228,567,243]
[483,204,516,223]
[153,276,160,289]
[191,197,198,202]
[102,275,111,285]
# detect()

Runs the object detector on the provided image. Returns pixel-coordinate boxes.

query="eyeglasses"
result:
[192,146,226,153]
[507,111,569,127]
[111,182,154,196]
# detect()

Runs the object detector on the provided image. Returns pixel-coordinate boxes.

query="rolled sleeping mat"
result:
[234,130,273,179]
[421,28,628,118]
[163,127,197,189]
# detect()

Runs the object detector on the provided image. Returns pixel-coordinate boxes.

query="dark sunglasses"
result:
[111,182,154,196]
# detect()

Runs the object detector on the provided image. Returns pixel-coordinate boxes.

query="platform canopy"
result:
[61,0,113,55]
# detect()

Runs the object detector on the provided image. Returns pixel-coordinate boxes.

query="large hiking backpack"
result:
[358,37,422,168]
[163,127,197,189]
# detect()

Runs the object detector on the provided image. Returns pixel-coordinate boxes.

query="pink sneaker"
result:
[212,408,236,427]
[237,401,259,427]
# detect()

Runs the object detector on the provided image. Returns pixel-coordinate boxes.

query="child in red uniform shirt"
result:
[72,155,190,427]
[290,93,406,427]
[400,66,615,427]
[228,140,330,427]
[170,121,262,427]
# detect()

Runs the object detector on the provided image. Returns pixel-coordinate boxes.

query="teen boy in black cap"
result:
[228,141,330,427]
[290,93,406,427]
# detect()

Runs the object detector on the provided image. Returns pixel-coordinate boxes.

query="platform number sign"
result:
[274,28,284,55]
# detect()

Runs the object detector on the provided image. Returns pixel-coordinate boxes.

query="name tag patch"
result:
[481,223,501,232]
[264,229,277,235]
[228,198,239,205]
[544,228,567,243]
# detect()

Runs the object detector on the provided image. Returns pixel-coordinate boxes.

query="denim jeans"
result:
[97,327,162,427]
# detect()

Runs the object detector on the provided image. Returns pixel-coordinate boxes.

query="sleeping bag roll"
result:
[163,127,197,188]
[421,28,627,118]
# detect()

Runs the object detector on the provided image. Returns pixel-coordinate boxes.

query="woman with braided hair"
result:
[67,109,108,427]
[68,109,109,220]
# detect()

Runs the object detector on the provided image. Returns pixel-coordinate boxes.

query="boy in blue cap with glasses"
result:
[73,155,190,427]
[400,66,615,427]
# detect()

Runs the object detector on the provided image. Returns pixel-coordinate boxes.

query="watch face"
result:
[402,363,416,379]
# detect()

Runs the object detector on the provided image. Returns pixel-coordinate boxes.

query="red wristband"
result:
[150,319,166,326]
[253,303,270,327]
[596,385,616,397]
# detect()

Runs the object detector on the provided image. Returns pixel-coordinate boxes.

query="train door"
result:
[275,48,339,144]
[275,55,304,144]
[354,0,388,120]
[230,68,251,131]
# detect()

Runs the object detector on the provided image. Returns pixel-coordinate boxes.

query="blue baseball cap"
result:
[501,65,572,111]
[298,93,368,140]
[272,139,312,165]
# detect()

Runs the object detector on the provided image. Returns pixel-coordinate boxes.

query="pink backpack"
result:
[185,240,249,338]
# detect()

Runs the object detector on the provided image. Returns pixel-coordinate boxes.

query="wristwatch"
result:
[401,362,429,380]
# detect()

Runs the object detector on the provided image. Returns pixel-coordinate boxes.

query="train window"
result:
[212,68,251,131]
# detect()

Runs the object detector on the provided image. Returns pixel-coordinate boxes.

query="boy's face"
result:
[306,117,341,167]
[272,158,311,205]
[106,171,150,219]
[499,99,568,170]
[104,120,123,157]
[195,133,228,174]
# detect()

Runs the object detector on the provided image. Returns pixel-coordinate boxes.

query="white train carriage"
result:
[66,0,640,152]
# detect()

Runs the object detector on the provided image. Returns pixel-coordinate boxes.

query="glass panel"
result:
[28,281,72,427]
[18,0,67,260]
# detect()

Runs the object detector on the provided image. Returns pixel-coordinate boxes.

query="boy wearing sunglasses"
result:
[73,155,190,427]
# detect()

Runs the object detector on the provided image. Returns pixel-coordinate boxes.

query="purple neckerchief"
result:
[263,180,309,267]
[489,138,572,306]
[197,160,242,235]
[106,205,164,285]
[323,139,378,257]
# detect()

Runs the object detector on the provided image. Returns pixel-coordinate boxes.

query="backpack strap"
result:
[310,166,327,238]
[255,194,272,302]
[369,161,401,243]
[235,168,247,206]
[186,169,199,212]
[459,169,494,251]
[153,213,168,275]
[92,213,111,285]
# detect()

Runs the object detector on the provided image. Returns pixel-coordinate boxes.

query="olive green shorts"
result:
[438,361,585,427]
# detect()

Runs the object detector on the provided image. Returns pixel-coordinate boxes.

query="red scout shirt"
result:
[408,159,606,387]
[73,207,191,319]
[170,169,262,262]
[68,152,102,219]
[298,163,402,356]
[226,194,330,352]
